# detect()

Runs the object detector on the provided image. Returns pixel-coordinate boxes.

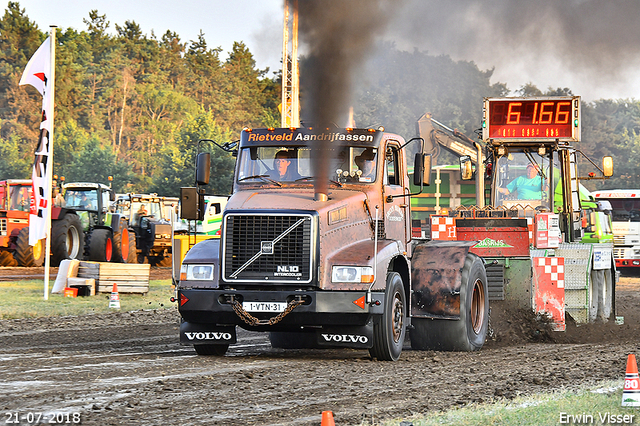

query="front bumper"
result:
[178,288,385,331]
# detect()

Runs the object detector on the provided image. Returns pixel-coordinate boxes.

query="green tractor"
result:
[50,182,135,265]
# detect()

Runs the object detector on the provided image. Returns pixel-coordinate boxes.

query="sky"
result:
[15,0,286,76]
[11,0,640,102]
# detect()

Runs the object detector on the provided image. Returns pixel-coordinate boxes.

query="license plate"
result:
[242,302,287,312]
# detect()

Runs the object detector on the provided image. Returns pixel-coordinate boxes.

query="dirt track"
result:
[0,272,639,426]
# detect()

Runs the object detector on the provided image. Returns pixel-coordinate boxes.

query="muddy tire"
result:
[126,229,137,263]
[369,272,406,361]
[88,229,113,262]
[410,253,488,352]
[51,214,84,266]
[194,344,229,356]
[112,218,131,263]
[14,228,45,267]
[0,250,18,266]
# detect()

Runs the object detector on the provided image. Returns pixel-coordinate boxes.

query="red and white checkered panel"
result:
[430,216,457,240]
[537,257,565,288]
[533,256,566,331]
[527,217,534,244]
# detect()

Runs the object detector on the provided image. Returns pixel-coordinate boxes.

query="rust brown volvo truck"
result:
[177,126,489,361]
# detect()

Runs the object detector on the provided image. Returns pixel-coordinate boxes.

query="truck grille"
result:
[0,219,6,236]
[223,213,314,283]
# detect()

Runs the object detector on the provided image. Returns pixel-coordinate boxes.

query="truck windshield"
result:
[598,198,640,222]
[495,152,554,211]
[8,185,30,212]
[236,146,378,184]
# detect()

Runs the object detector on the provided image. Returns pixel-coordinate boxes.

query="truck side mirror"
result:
[603,156,613,177]
[459,155,474,180]
[109,190,115,202]
[413,153,432,187]
[196,152,211,185]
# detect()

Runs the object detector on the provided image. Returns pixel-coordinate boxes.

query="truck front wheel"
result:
[410,253,488,351]
[194,344,229,356]
[369,272,406,361]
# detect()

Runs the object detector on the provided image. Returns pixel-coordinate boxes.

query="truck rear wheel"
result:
[51,214,84,266]
[194,344,229,356]
[88,229,113,262]
[14,227,45,267]
[369,272,406,361]
[410,253,488,352]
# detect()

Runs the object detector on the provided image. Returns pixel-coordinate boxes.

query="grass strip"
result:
[378,381,638,426]
[0,279,174,319]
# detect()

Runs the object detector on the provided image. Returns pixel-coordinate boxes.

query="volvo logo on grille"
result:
[261,241,273,254]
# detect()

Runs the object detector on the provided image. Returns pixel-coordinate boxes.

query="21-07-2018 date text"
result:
[5,412,81,425]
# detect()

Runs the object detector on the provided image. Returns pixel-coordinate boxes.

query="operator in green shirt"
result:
[498,163,545,199]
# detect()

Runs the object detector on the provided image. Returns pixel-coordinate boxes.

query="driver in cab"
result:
[498,163,546,199]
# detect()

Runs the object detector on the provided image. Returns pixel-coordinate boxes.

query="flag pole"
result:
[43,26,56,300]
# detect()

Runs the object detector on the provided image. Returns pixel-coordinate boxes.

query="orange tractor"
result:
[0,180,45,266]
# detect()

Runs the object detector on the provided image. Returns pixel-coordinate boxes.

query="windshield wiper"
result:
[238,175,282,187]
[294,176,313,182]
[329,179,343,188]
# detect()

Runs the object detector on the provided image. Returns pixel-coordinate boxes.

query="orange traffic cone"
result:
[109,282,121,309]
[321,411,335,426]
[622,354,640,407]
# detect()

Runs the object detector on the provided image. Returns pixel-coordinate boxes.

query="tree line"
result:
[0,2,639,195]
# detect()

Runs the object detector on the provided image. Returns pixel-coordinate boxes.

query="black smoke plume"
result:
[292,0,401,197]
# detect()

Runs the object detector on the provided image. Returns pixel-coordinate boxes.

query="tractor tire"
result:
[14,227,45,267]
[588,269,601,323]
[0,250,18,266]
[369,272,406,361]
[51,214,85,266]
[410,253,488,352]
[88,229,113,262]
[194,344,229,356]
[112,218,131,263]
[597,267,614,322]
[126,229,137,263]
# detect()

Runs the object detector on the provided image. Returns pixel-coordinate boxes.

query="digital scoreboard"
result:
[482,96,580,142]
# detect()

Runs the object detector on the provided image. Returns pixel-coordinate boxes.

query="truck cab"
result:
[177,127,486,360]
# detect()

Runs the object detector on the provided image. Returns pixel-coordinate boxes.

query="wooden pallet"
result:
[77,262,151,294]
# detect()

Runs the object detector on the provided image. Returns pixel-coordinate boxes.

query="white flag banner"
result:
[19,36,52,245]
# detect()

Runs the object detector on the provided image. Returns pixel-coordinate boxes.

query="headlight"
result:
[331,266,374,283]
[180,264,214,281]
